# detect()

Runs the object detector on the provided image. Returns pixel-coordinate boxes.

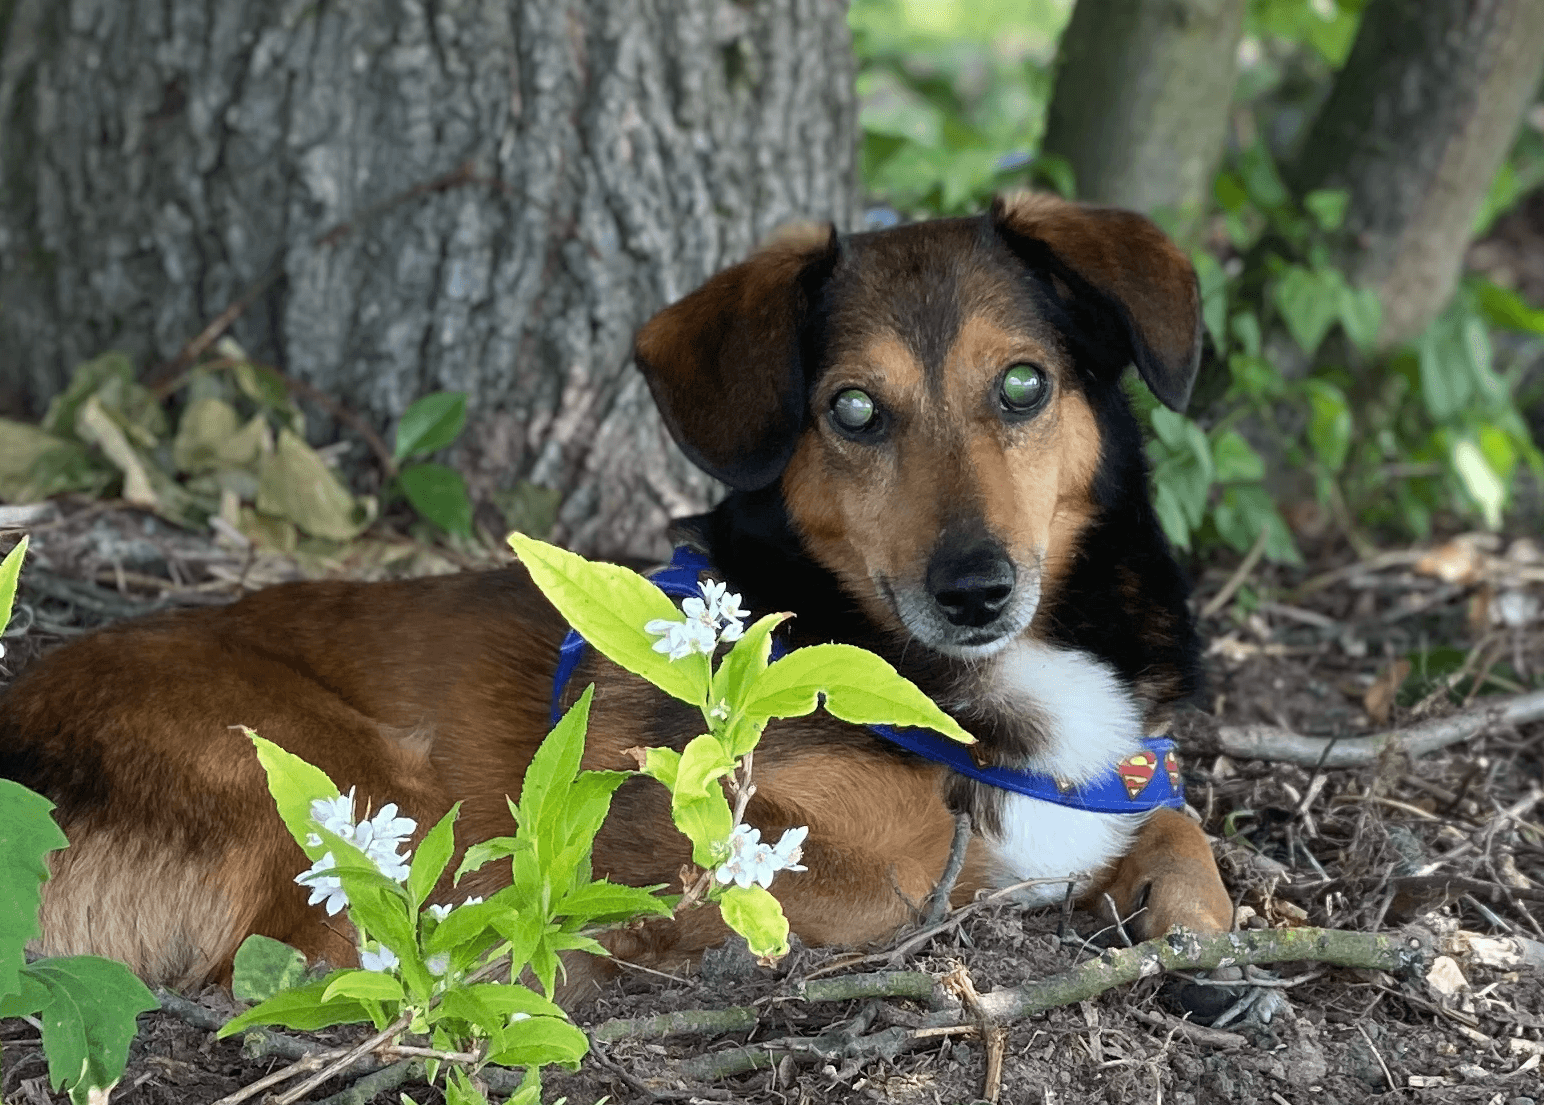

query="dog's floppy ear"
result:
[635,224,840,491]
[990,193,1202,412]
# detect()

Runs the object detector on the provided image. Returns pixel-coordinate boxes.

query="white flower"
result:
[770,825,809,873]
[359,945,400,973]
[310,789,357,837]
[296,853,349,916]
[645,581,751,661]
[713,824,809,890]
[426,952,451,977]
[709,698,730,721]
[426,895,482,922]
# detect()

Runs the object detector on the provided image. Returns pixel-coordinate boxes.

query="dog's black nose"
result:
[926,541,1015,628]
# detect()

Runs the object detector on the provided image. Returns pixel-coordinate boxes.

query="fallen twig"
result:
[1200,528,1269,619]
[972,926,1429,1024]
[1128,1008,1246,1049]
[591,1006,758,1043]
[922,812,973,925]
[1215,689,1544,767]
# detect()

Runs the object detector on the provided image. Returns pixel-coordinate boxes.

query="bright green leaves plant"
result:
[508,531,974,963]
[223,712,641,1102]
[1,541,159,1104]
[393,392,474,537]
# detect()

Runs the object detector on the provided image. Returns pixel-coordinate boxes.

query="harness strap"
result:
[549,547,1185,813]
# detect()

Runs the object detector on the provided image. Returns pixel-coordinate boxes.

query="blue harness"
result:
[551,547,1185,815]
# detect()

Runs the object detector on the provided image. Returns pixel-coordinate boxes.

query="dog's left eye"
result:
[831,388,879,434]
[999,364,1049,415]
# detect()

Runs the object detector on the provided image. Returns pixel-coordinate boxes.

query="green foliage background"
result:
[850,0,1544,564]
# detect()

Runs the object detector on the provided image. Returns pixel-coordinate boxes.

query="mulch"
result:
[2,499,1541,1105]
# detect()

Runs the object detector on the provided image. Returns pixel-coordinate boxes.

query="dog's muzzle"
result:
[889,537,1040,658]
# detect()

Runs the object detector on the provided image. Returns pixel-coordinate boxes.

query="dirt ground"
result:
[1,499,1542,1105]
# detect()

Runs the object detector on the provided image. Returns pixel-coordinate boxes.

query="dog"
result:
[0,193,1232,997]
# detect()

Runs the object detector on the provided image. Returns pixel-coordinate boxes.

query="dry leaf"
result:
[1362,658,1411,727]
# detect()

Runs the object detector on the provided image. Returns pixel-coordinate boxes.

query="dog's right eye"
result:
[831,389,879,434]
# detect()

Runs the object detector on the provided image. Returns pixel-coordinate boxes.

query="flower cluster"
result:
[646,579,747,661]
[295,788,418,915]
[714,824,809,890]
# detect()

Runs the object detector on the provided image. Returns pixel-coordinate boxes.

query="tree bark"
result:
[1041,0,1246,235]
[1288,0,1544,349]
[0,0,857,557]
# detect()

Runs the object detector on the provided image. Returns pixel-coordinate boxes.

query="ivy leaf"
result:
[0,778,68,1005]
[509,533,711,708]
[4,956,157,1105]
[394,392,468,462]
[743,645,974,743]
[232,935,309,1003]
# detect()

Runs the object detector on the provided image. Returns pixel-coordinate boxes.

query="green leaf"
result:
[1210,431,1264,483]
[256,428,377,541]
[232,935,309,1003]
[11,956,157,1104]
[639,747,681,790]
[1415,309,1478,422]
[509,533,711,708]
[41,352,138,440]
[672,794,735,868]
[248,733,340,858]
[719,884,790,961]
[1,535,28,641]
[407,804,460,910]
[454,838,518,884]
[1303,189,1349,231]
[516,687,592,849]
[432,983,565,1024]
[708,612,787,734]
[219,976,373,1036]
[1212,485,1302,566]
[1304,380,1352,473]
[1273,265,1339,356]
[321,969,405,1006]
[673,734,738,802]
[1473,279,1544,335]
[556,881,673,925]
[1151,481,1191,550]
[1237,142,1289,210]
[1451,439,1505,530]
[0,421,111,503]
[399,462,474,537]
[485,1014,589,1070]
[743,644,974,743]
[0,778,68,1004]
[394,392,468,462]
[1336,285,1382,354]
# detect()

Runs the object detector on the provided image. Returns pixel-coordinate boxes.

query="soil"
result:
[2,503,1542,1105]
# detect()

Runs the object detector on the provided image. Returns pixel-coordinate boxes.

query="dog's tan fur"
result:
[3,194,1232,998]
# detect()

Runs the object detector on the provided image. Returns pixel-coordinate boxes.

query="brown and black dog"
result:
[0,193,1231,996]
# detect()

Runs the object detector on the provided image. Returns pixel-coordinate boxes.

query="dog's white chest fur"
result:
[976,640,1152,904]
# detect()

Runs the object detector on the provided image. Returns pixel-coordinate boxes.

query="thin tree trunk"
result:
[0,0,857,557]
[1041,0,1246,235]
[1288,0,1544,349]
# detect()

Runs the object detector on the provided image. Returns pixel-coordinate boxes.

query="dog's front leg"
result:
[1087,807,1233,939]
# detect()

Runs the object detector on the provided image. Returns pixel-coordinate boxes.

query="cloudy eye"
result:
[999,364,1049,415]
[831,388,878,434]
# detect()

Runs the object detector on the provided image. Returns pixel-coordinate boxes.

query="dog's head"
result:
[635,194,1201,660]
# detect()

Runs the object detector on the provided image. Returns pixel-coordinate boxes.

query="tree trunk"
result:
[0,0,857,558]
[1288,0,1544,349]
[1041,0,1246,235]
